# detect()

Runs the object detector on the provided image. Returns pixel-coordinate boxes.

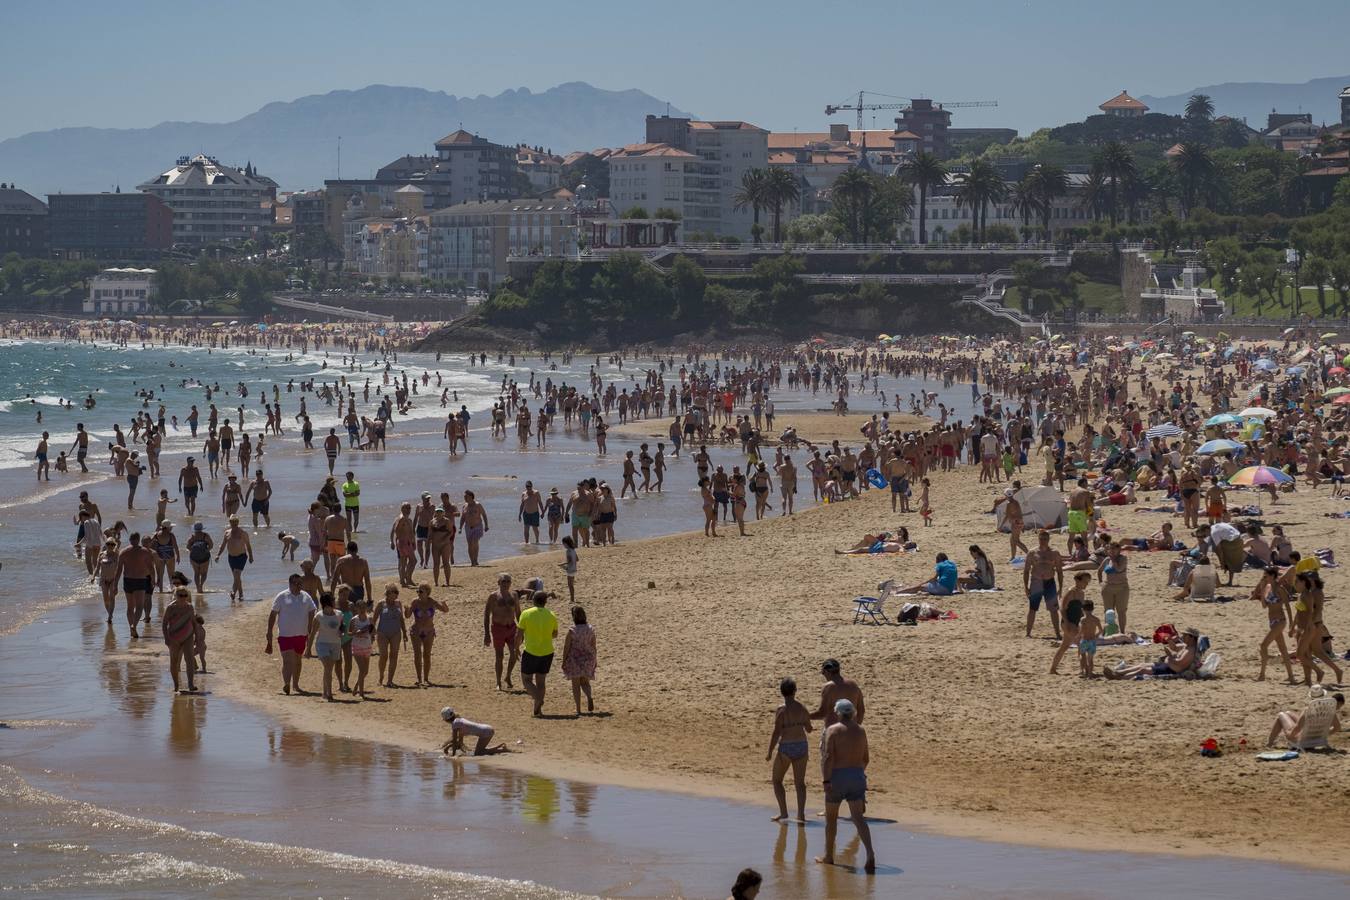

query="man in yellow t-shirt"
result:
[517,590,558,716]
[342,471,361,531]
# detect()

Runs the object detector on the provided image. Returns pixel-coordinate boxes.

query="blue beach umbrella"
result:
[1196,439,1244,455]
[1205,413,1242,426]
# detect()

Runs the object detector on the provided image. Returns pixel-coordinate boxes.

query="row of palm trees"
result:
[737,137,1224,246]
[732,168,800,242]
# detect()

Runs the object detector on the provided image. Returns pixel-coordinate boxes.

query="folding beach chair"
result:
[852,579,895,625]
[1289,697,1339,751]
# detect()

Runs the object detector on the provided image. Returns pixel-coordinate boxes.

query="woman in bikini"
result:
[348,600,374,697]
[374,585,407,688]
[765,676,813,823]
[161,587,198,693]
[544,489,565,544]
[428,508,454,587]
[699,477,718,537]
[405,583,448,687]
[437,492,458,567]
[731,472,749,536]
[1294,572,1343,686]
[97,540,120,623]
[1251,566,1296,683]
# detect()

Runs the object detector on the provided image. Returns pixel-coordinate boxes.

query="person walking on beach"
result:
[266,573,317,695]
[305,592,345,701]
[323,428,341,474]
[406,583,447,687]
[810,659,865,744]
[374,584,407,687]
[178,457,202,516]
[114,532,155,638]
[342,471,361,532]
[816,698,876,873]
[1023,529,1064,640]
[162,587,198,693]
[518,589,558,717]
[484,574,522,689]
[125,452,143,509]
[71,423,91,473]
[244,469,272,528]
[36,431,50,481]
[561,605,596,715]
[215,516,254,602]
[519,481,543,544]
[766,676,813,823]
[185,523,212,592]
[331,541,373,606]
[460,490,488,566]
[390,502,417,587]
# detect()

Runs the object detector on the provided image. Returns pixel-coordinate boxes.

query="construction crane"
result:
[825,90,998,130]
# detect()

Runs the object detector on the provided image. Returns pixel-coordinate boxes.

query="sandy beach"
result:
[209,404,1350,874]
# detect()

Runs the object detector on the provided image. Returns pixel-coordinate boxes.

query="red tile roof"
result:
[1099,91,1148,111]
[611,142,697,159]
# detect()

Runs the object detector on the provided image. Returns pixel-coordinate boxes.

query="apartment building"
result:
[517,145,563,191]
[0,184,49,257]
[637,116,768,240]
[83,267,156,315]
[345,217,429,281]
[607,142,697,234]
[47,192,173,259]
[323,130,520,242]
[428,197,576,288]
[137,155,276,245]
[768,126,918,214]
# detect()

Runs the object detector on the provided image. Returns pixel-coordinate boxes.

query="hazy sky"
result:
[2,0,1347,140]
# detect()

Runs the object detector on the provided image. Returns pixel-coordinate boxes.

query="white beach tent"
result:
[997,485,1067,532]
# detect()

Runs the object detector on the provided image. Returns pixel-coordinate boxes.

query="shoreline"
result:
[207,402,1350,877]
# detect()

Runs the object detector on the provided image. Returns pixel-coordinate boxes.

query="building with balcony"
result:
[638,116,768,240]
[83,267,157,315]
[137,155,276,246]
[0,184,49,257]
[428,197,576,289]
[47,192,173,260]
[345,217,429,281]
[323,130,520,243]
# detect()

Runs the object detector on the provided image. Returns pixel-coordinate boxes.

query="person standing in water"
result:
[766,676,813,823]
[816,698,876,873]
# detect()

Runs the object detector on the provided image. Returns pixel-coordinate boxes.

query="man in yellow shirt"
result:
[517,590,558,716]
[342,471,361,531]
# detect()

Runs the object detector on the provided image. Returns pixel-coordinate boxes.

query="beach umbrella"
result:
[1283,327,1297,335]
[1196,438,1244,455]
[1205,413,1242,426]
[1323,332,1339,340]
[1254,358,1278,371]
[210,321,225,327]
[1228,466,1293,487]
[1181,331,1196,337]
[1343,353,1350,367]
[877,333,892,341]
[1217,331,1230,340]
[1334,393,1350,406]
[1286,366,1306,376]
[1155,352,1176,359]
[1141,340,1156,349]
[1330,366,1347,376]
[1145,422,1184,439]
[1239,407,1277,418]
[1324,387,1350,398]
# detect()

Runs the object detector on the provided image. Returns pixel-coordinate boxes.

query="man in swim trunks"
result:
[113,532,156,638]
[323,507,349,575]
[817,698,876,873]
[390,503,417,587]
[70,423,91,473]
[460,490,488,566]
[266,573,317,695]
[518,481,543,544]
[331,541,373,605]
[1066,478,1093,553]
[178,456,202,516]
[244,468,272,528]
[215,515,254,602]
[483,574,522,689]
[414,493,435,568]
[1024,529,1064,640]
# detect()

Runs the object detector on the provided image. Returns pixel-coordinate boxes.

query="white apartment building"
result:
[428,198,576,288]
[607,143,697,234]
[137,155,275,245]
[84,267,156,315]
[516,145,563,191]
[345,218,429,281]
[638,116,768,240]
[896,172,1125,243]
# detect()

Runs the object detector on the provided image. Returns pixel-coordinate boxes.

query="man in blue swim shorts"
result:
[818,699,876,873]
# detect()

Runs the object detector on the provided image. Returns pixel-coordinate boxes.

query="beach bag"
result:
[1153,624,1178,644]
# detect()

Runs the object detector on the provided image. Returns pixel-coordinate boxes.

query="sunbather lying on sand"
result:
[1103,628,1201,679]
[836,528,913,555]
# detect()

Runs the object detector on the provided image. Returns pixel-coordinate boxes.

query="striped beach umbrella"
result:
[1227,466,1293,486]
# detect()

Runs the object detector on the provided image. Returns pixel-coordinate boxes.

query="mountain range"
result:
[0,82,692,196]
[1140,75,1349,128]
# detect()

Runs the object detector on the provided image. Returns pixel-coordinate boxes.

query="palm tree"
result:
[898,152,948,244]
[1025,164,1069,240]
[1079,165,1108,222]
[1121,168,1151,225]
[1097,141,1136,228]
[1010,176,1038,234]
[955,159,1007,242]
[1171,142,1215,217]
[733,169,769,244]
[762,168,801,243]
[1184,94,1215,122]
[829,168,874,243]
